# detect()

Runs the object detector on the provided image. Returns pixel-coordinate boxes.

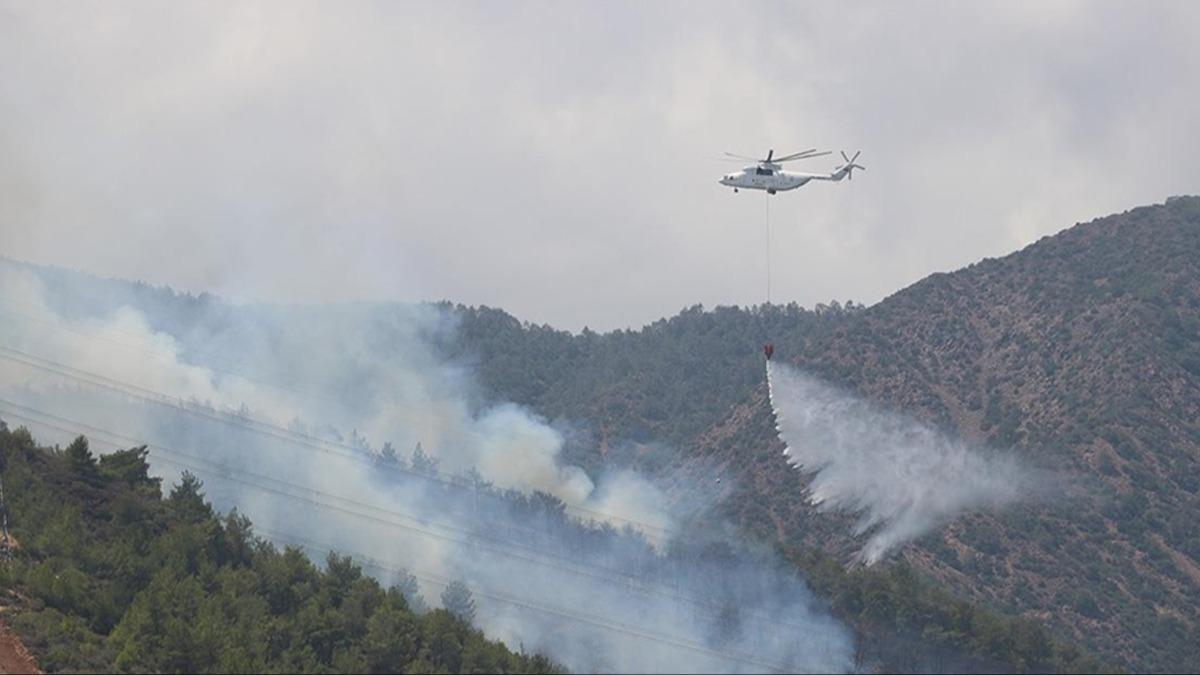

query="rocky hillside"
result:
[449,196,1200,671]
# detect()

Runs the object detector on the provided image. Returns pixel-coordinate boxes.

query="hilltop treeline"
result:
[0,423,560,674]
[437,300,858,473]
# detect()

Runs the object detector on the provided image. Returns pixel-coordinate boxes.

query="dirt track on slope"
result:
[0,620,39,674]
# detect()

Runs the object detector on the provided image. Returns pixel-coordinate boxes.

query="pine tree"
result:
[168,471,213,523]
[64,436,101,485]
[410,442,439,476]
[440,580,476,625]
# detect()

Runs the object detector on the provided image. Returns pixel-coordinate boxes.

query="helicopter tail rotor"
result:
[837,151,866,180]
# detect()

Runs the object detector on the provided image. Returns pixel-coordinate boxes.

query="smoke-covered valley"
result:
[0,261,854,673]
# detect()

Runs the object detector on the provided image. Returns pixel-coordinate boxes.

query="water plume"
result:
[767,360,1031,564]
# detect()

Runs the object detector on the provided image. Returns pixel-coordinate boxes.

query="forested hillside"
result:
[784,195,1200,672]
[4,196,1195,672]
[0,425,560,674]
[443,196,1200,672]
[0,259,1100,673]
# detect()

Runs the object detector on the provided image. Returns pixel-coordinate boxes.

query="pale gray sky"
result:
[2,1,1198,331]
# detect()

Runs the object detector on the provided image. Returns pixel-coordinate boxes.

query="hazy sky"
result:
[3,1,1198,331]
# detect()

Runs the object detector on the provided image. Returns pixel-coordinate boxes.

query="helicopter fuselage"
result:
[718,164,832,194]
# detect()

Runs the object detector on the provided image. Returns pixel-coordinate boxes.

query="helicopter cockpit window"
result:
[755,167,774,176]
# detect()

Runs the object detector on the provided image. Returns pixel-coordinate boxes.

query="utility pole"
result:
[0,473,10,563]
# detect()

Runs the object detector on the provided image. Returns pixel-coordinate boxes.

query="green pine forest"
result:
[1,421,1107,673]
[0,425,560,674]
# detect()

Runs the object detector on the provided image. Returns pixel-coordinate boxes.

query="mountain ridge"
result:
[2,196,1197,671]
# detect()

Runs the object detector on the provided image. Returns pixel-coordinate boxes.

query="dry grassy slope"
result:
[676,197,1200,671]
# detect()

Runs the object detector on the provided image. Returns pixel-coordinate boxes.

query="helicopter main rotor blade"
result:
[776,151,832,163]
[774,148,818,162]
[724,152,762,161]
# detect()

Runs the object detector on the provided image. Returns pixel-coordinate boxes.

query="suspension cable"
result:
[765,194,772,305]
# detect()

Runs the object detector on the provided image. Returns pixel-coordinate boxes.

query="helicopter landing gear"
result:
[733,188,739,193]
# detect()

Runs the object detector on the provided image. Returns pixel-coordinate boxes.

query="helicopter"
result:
[718,149,865,194]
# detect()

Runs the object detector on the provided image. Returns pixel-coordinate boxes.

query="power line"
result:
[0,401,828,647]
[254,526,798,674]
[0,400,634,585]
[0,338,844,653]
[0,401,804,635]
[0,342,672,537]
[0,408,803,674]
[0,298,348,409]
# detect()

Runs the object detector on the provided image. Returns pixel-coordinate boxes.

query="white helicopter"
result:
[718,149,865,194]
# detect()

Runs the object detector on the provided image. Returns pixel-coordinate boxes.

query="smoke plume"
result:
[767,360,1031,564]
[0,262,853,673]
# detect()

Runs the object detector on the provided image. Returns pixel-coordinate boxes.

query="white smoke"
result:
[0,262,854,673]
[767,360,1031,564]
[0,264,652,527]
